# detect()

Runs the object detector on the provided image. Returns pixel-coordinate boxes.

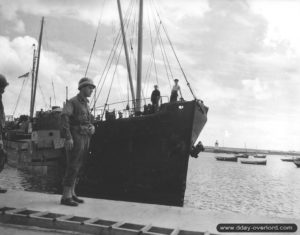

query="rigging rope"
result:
[151,0,198,100]
[158,29,173,79]
[144,21,162,96]
[37,80,48,108]
[93,0,135,105]
[13,77,28,116]
[156,23,171,86]
[52,79,57,105]
[150,3,173,88]
[84,0,107,77]
[146,8,158,96]
[101,43,124,120]
[129,40,137,77]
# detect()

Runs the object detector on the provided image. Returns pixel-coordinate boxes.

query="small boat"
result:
[294,158,300,168]
[234,153,249,158]
[240,159,267,165]
[281,157,294,162]
[215,156,238,162]
[253,154,266,158]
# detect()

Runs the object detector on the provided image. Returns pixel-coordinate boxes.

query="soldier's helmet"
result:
[78,77,95,90]
[0,74,9,88]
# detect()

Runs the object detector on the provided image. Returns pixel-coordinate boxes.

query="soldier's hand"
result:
[65,139,74,150]
[89,124,95,135]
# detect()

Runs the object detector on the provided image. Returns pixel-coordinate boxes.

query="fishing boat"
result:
[75,0,208,207]
[234,153,248,158]
[215,156,238,162]
[5,18,65,170]
[253,154,266,158]
[294,158,300,168]
[5,1,208,206]
[240,159,267,165]
[281,157,294,162]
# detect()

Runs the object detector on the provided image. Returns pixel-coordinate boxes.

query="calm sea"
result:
[1,152,299,219]
[185,152,300,219]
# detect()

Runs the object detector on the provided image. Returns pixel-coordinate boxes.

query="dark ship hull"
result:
[78,100,208,206]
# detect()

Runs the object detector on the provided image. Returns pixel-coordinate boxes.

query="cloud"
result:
[13,20,25,33]
[224,130,231,138]
[0,36,36,76]
[250,0,300,53]
[0,35,84,115]
[0,0,121,27]
[242,78,272,100]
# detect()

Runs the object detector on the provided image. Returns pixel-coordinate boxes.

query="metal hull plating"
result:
[79,100,207,206]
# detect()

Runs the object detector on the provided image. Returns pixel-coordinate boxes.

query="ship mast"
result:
[136,0,143,111]
[117,0,136,110]
[31,16,44,119]
[30,44,37,118]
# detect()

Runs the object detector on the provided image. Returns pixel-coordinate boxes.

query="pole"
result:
[32,16,44,117]
[136,0,143,111]
[93,87,96,117]
[30,44,36,119]
[66,86,68,101]
[117,0,136,110]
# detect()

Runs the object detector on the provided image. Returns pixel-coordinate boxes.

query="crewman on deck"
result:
[0,74,9,193]
[170,79,182,102]
[61,77,95,206]
[151,85,160,112]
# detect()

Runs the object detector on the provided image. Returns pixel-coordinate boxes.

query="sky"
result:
[0,0,299,151]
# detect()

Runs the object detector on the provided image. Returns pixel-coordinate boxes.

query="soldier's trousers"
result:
[62,131,90,187]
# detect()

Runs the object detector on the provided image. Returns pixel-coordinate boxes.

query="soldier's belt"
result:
[70,125,92,135]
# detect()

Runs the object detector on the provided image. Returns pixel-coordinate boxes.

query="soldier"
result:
[0,74,9,193]
[61,77,96,206]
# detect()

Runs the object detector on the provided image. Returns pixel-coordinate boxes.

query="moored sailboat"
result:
[235,153,249,158]
[215,156,238,162]
[281,157,294,162]
[253,154,266,158]
[5,17,65,169]
[240,159,267,165]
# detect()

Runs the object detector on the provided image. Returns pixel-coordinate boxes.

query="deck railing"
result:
[93,96,169,121]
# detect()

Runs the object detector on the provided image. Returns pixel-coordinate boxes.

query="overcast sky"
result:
[0,0,299,151]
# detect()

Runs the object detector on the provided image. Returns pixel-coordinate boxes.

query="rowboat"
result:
[215,156,238,162]
[281,157,294,162]
[253,154,266,158]
[234,153,249,158]
[240,159,267,165]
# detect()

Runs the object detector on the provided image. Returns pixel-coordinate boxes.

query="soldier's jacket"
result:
[0,94,5,141]
[61,93,93,140]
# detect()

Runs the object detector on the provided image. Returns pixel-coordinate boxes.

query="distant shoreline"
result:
[204,146,300,156]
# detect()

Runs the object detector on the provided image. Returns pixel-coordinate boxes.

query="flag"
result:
[18,72,30,79]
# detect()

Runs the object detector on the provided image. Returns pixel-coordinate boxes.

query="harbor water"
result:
[1,152,299,219]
